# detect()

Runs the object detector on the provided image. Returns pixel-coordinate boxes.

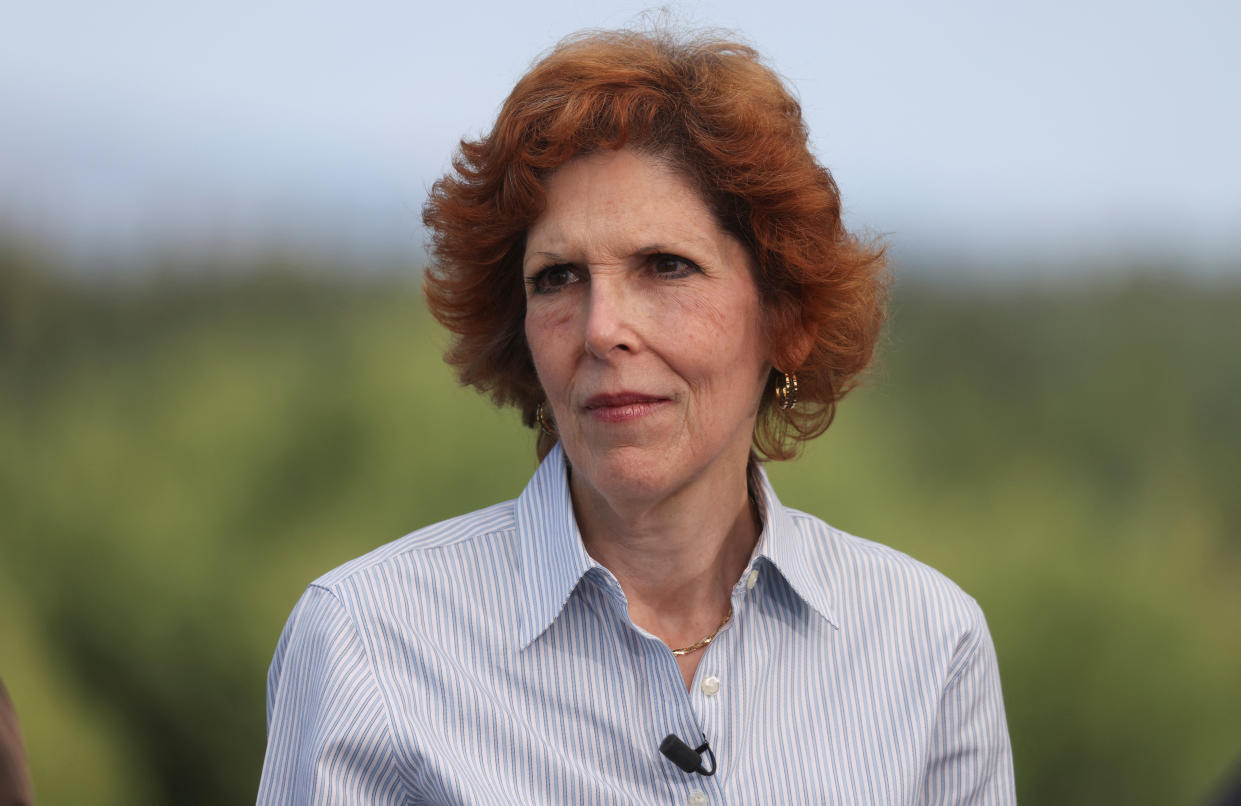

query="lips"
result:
[584,392,667,409]
[582,392,670,424]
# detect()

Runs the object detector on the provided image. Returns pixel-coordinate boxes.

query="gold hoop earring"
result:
[774,371,799,411]
[536,402,558,436]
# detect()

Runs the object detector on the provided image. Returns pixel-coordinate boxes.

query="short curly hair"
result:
[422,27,887,461]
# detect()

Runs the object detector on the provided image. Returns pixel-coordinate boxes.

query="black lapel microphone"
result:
[659,733,717,776]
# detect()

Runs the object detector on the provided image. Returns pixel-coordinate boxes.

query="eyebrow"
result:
[528,244,674,260]
[523,242,705,271]
[523,251,567,273]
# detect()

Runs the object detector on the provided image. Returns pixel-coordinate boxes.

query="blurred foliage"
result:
[1,238,1239,805]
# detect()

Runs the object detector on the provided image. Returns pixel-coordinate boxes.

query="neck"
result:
[569,456,760,638]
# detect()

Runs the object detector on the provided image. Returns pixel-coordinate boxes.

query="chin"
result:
[567,443,687,503]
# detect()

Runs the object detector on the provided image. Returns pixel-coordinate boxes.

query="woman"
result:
[258,27,1015,805]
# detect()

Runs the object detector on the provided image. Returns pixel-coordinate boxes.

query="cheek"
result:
[664,297,767,419]
[672,285,766,363]
[525,306,577,379]
[677,290,731,334]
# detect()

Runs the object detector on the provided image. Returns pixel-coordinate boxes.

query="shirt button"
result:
[687,791,708,806]
[746,569,759,590]
[701,675,720,697]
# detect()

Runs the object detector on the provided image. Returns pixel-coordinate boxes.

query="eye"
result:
[651,254,700,278]
[526,264,581,295]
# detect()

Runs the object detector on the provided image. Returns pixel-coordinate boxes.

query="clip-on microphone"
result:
[659,733,717,776]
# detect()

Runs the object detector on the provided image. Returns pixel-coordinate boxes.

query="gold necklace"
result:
[669,605,734,656]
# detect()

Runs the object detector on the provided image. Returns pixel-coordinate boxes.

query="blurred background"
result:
[1,0,1238,803]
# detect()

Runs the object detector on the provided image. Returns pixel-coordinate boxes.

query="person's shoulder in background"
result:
[0,678,36,806]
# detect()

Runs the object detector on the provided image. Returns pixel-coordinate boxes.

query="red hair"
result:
[423,27,887,460]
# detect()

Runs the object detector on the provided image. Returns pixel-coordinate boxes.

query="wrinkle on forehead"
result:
[525,149,727,269]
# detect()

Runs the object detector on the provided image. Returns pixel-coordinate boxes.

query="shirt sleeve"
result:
[916,600,1018,806]
[257,584,412,805]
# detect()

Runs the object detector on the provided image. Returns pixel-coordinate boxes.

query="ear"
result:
[773,320,817,373]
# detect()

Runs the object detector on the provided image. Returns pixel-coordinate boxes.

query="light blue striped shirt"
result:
[258,444,1015,804]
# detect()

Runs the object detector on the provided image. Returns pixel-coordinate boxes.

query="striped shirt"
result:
[258,443,1016,805]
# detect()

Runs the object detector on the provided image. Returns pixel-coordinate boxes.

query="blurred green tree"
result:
[2,240,1238,805]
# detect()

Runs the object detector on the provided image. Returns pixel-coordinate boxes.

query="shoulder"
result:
[273,499,525,643]
[769,508,1016,800]
[784,507,986,636]
[310,499,519,591]
[267,498,523,688]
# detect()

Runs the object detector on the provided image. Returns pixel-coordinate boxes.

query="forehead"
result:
[526,148,728,258]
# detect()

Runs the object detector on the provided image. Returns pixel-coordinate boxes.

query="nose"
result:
[583,275,638,359]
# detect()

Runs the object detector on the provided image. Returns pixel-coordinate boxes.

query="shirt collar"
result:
[749,462,841,630]
[515,443,602,650]
[515,444,840,649]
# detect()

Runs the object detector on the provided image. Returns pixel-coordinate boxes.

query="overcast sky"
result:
[2,0,1238,278]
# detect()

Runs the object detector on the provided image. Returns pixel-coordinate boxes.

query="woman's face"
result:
[523,147,771,508]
